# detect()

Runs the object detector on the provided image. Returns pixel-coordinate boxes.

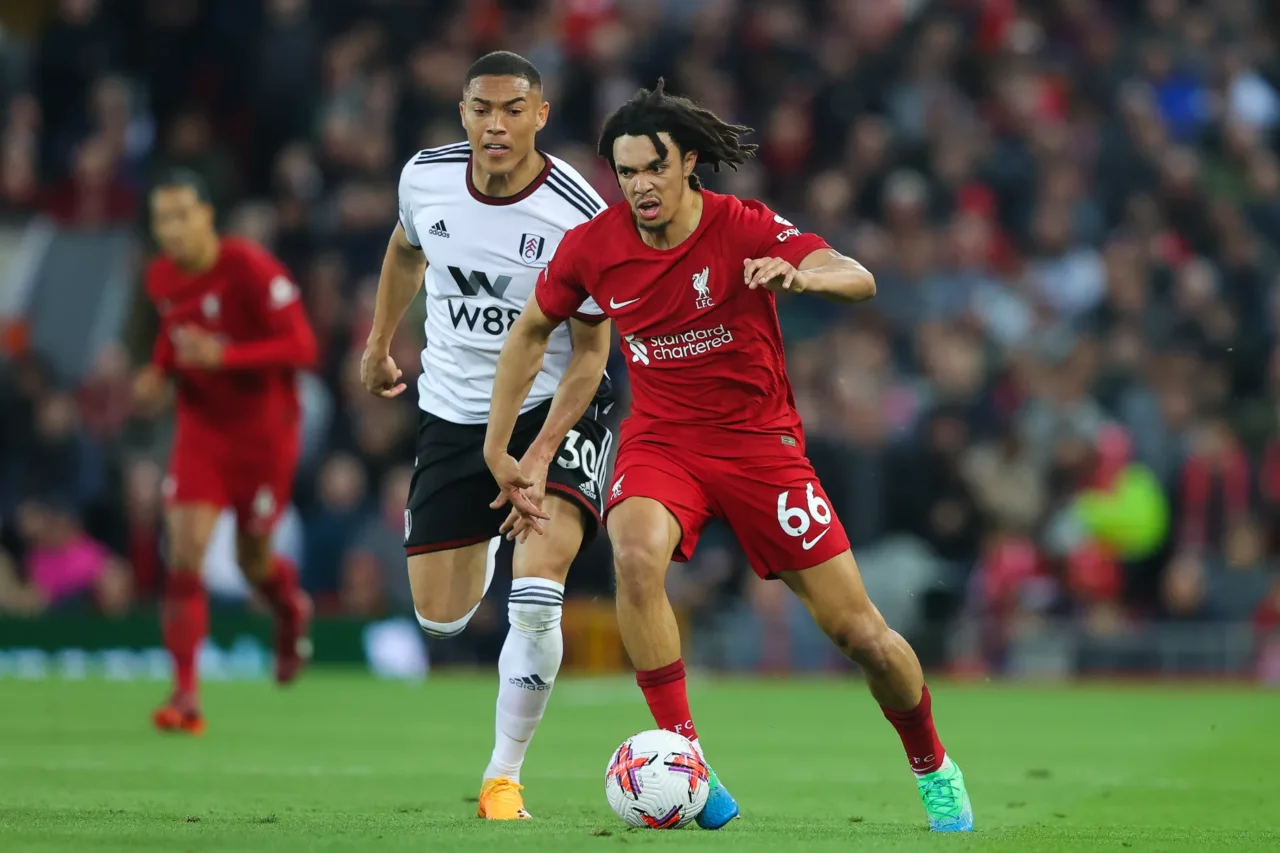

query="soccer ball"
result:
[604,729,710,829]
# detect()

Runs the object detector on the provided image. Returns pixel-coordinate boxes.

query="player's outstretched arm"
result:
[361,223,426,398]
[482,296,562,530]
[744,249,876,304]
[496,316,612,540]
[525,317,611,471]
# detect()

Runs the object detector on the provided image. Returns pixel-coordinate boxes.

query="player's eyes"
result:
[509,109,523,116]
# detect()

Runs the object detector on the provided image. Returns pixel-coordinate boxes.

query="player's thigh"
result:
[164,503,223,571]
[229,450,298,580]
[605,443,714,577]
[407,538,494,623]
[512,492,585,585]
[514,408,613,583]
[606,496,684,582]
[404,410,503,554]
[164,445,227,569]
[714,446,851,581]
[537,406,613,528]
[403,412,507,621]
[228,446,297,537]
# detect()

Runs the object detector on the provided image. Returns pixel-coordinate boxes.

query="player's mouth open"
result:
[483,144,511,156]
[636,199,661,220]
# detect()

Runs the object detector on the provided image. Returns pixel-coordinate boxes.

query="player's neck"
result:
[470,151,546,199]
[177,236,220,274]
[637,190,703,251]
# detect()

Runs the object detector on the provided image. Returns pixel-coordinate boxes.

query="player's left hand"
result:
[744,257,806,293]
[172,325,224,368]
[500,452,552,543]
[488,452,551,536]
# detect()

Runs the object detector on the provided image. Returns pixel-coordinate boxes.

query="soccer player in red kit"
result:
[134,170,317,734]
[484,82,974,831]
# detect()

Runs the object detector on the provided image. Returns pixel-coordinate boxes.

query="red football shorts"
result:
[164,431,299,536]
[604,432,850,579]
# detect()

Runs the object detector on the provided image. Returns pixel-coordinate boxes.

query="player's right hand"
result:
[488,452,551,537]
[359,347,406,398]
[132,365,168,417]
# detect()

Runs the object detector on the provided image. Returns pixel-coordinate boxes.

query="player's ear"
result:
[682,149,697,178]
[535,97,549,133]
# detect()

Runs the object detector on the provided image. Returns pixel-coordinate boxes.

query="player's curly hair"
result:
[597,78,758,190]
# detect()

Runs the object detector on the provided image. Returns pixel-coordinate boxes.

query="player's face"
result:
[150,185,215,266]
[460,75,548,176]
[612,133,698,233]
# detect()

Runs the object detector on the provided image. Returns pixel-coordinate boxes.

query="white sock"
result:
[483,577,565,783]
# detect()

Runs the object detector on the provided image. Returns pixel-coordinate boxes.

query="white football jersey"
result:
[398,142,608,424]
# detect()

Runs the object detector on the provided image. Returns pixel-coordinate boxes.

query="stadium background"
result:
[0,0,1279,683]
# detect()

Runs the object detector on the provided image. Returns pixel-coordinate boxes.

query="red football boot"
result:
[153,690,205,735]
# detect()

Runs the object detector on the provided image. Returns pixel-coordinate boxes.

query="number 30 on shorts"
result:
[777,483,832,537]
[556,428,601,482]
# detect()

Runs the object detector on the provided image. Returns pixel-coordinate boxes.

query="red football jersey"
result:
[535,191,830,451]
[146,237,317,455]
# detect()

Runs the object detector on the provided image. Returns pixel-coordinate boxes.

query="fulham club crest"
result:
[518,233,546,265]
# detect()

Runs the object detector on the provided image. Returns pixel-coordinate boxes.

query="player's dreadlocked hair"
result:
[597,78,758,190]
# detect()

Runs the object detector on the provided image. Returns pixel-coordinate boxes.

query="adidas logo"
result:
[580,479,598,500]
[510,674,552,691]
[428,220,449,238]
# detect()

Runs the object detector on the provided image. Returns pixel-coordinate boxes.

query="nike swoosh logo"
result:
[609,297,641,309]
[801,529,830,551]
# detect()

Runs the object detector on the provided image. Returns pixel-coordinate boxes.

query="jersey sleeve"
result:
[740,199,832,267]
[573,294,605,323]
[397,160,421,247]
[534,230,593,325]
[220,244,319,370]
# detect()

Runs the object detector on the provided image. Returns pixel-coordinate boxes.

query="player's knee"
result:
[412,594,479,639]
[167,537,207,573]
[611,537,668,604]
[826,611,894,674]
[235,537,273,581]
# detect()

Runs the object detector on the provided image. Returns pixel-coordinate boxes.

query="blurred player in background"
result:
[358,52,613,819]
[486,81,975,832]
[135,169,318,735]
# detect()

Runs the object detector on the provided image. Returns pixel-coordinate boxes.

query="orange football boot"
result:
[477,777,531,819]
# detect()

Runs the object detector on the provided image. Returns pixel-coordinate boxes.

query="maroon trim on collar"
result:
[466,153,551,205]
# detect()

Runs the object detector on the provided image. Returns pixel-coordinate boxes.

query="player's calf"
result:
[780,552,972,829]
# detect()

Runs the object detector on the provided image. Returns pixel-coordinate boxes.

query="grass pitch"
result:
[2,672,1277,851]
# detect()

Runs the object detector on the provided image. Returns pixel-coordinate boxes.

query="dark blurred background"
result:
[1,0,1279,681]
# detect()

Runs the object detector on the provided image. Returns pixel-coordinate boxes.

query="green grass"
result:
[1,672,1278,851]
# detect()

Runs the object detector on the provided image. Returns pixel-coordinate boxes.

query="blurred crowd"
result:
[2,0,1280,672]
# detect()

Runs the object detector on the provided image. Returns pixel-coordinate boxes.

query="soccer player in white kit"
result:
[359,51,613,819]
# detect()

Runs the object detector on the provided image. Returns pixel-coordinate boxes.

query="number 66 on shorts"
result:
[604,435,851,580]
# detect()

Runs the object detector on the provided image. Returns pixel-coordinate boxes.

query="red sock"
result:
[636,659,698,743]
[881,684,946,774]
[162,571,208,696]
[255,555,301,618]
